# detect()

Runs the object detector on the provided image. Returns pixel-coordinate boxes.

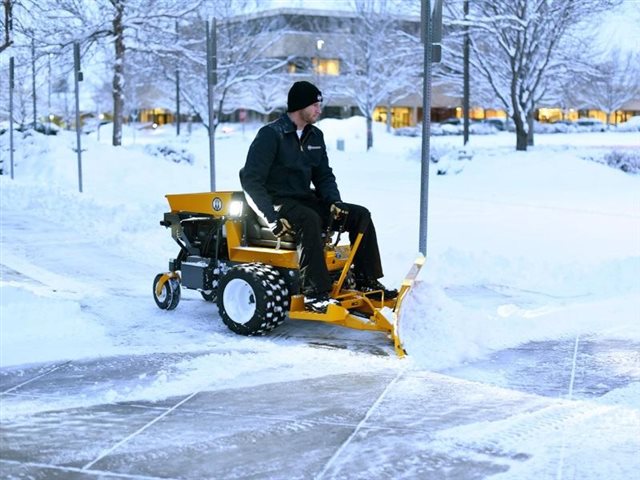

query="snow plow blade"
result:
[288,254,425,357]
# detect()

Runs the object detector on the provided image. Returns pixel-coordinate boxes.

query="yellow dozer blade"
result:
[288,254,425,357]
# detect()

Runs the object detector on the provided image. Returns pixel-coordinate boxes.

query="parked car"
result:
[440,118,462,126]
[82,118,111,134]
[14,122,60,135]
[482,117,508,131]
[535,120,572,134]
[393,125,421,137]
[433,118,499,136]
[574,118,606,132]
[543,119,573,133]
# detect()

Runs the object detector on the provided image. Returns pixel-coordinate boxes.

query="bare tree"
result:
[175,1,289,133]
[23,0,200,146]
[443,0,620,151]
[231,73,289,121]
[338,0,421,150]
[575,49,640,126]
[0,0,13,53]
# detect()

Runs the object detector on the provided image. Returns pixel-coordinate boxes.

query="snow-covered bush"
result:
[601,150,640,174]
[585,149,640,174]
[143,144,194,165]
[616,116,640,132]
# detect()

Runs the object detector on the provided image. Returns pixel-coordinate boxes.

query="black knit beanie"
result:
[287,81,323,112]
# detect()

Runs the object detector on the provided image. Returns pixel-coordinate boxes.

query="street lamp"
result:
[315,39,324,79]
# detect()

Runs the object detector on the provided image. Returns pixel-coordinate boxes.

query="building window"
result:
[373,106,412,128]
[287,57,310,74]
[312,58,340,76]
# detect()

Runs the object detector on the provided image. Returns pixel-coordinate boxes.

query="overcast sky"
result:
[599,0,640,52]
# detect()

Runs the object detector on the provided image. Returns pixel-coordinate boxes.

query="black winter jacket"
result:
[240,114,341,223]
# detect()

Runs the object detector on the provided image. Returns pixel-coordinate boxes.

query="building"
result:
[153,8,640,128]
[251,8,638,127]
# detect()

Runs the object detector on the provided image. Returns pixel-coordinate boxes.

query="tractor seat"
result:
[244,207,297,250]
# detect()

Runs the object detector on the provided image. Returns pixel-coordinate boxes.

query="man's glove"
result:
[330,202,349,219]
[271,218,292,237]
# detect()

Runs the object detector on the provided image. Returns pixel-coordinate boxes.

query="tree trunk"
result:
[386,103,392,133]
[527,111,534,147]
[366,115,373,150]
[513,114,528,151]
[0,0,13,54]
[111,1,125,146]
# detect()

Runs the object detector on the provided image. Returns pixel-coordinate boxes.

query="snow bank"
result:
[400,282,640,370]
[0,286,116,366]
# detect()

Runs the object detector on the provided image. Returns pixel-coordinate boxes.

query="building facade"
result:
[241,8,639,127]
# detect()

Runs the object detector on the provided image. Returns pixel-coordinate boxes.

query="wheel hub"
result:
[223,278,257,324]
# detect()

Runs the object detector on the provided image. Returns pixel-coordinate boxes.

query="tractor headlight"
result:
[229,200,244,217]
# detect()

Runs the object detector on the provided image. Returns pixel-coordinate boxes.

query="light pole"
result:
[206,18,217,191]
[47,53,52,135]
[314,38,324,86]
[73,42,83,193]
[175,20,181,137]
[418,0,443,256]
[31,36,36,129]
[463,0,470,145]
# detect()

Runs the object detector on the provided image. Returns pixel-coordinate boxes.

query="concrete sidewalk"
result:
[1,351,551,480]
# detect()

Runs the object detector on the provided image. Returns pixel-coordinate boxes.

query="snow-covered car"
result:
[82,118,111,134]
[15,122,60,136]
[0,121,59,136]
[393,125,421,137]
[481,117,508,131]
[433,118,499,136]
[574,118,607,132]
[616,116,640,132]
[545,120,574,133]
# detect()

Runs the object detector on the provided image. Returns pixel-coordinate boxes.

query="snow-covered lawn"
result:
[1,119,638,366]
[1,119,639,477]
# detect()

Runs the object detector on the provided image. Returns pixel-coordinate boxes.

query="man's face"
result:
[300,102,322,124]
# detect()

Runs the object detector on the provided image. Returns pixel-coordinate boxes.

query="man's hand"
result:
[330,202,348,219]
[271,218,292,237]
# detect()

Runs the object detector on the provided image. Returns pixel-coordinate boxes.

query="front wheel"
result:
[153,273,181,310]
[217,263,289,336]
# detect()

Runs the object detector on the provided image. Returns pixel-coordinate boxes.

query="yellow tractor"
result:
[153,191,424,356]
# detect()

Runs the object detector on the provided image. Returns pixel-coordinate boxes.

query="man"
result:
[240,80,396,312]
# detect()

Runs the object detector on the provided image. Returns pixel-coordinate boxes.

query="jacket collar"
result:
[280,113,314,136]
[280,113,297,134]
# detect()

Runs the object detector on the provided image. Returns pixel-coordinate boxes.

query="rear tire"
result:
[217,263,289,335]
[200,290,216,302]
[153,273,181,310]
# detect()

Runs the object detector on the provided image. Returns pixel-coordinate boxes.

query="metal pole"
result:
[9,56,14,179]
[463,0,470,145]
[47,53,52,135]
[419,0,434,255]
[176,69,180,136]
[206,18,217,191]
[31,36,36,129]
[175,20,180,136]
[73,42,83,193]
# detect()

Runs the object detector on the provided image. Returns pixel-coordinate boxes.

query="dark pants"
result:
[278,197,384,295]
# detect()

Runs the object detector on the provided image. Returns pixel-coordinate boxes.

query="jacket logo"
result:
[307,145,322,150]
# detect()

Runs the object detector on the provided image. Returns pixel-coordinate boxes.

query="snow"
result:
[1,117,639,476]
[1,119,638,364]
